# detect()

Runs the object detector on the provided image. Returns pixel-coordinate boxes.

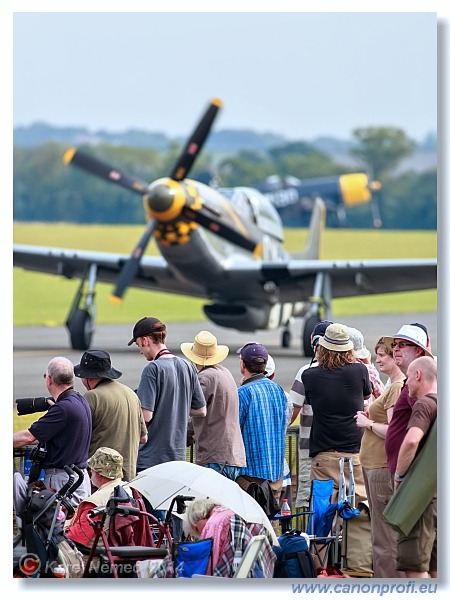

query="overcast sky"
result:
[11,10,439,143]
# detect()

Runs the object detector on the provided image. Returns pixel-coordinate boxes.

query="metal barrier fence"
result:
[14,426,302,523]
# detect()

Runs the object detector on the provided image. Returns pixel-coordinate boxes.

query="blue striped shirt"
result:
[238,376,287,481]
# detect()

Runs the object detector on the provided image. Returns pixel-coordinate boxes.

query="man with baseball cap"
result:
[235,342,287,504]
[74,349,148,482]
[265,355,294,508]
[127,317,167,346]
[180,330,246,481]
[384,323,434,477]
[128,316,206,472]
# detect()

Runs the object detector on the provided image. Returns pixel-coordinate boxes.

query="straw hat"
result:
[180,331,229,366]
[319,323,354,352]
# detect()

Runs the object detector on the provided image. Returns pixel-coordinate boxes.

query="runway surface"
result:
[13,313,437,403]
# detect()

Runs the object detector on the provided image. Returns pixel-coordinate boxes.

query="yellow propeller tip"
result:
[63,147,76,165]
[109,295,123,305]
[211,98,223,108]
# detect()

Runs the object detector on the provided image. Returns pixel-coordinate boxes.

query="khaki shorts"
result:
[310,451,367,505]
[397,497,437,572]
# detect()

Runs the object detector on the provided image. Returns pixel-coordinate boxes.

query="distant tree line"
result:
[13,126,437,230]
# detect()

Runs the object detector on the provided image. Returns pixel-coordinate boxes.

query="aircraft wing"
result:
[259,257,437,298]
[14,244,437,301]
[13,244,207,297]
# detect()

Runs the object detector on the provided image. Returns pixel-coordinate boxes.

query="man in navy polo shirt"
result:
[13,356,92,505]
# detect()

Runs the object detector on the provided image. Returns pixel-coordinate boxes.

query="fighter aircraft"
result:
[13,98,436,357]
[256,173,382,228]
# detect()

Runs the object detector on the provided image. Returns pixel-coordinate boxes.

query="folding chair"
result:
[234,535,266,578]
[192,535,267,579]
[337,457,364,573]
[306,479,340,568]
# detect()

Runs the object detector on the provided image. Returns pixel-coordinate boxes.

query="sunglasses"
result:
[390,341,416,349]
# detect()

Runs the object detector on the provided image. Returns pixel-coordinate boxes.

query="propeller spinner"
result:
[64,98,259,302]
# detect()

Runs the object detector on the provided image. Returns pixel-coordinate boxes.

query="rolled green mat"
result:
[382,420,437,536]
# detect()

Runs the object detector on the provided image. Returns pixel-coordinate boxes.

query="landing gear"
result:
[302,314,321,358]
[65,264,97,350]
[282,329,292,348]
[68,309,94,350]
[302,272,332,357]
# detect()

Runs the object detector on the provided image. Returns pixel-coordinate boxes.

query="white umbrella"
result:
[130,461,279,545]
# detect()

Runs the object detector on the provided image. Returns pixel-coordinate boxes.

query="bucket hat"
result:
[180,331,229,366]
[348,327,371,360]
[74,349,122,379]
[319,323,354,352]
[88,447,123,479]
[383,324,434,358]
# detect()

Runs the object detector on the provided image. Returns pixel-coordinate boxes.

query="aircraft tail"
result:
[292,197,326,260]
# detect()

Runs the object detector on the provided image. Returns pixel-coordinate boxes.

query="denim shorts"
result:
[203,463,241,481]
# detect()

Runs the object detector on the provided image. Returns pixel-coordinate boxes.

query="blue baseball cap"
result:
[237,342,268,365]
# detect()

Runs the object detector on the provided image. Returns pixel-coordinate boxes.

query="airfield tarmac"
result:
[13,313,437,402]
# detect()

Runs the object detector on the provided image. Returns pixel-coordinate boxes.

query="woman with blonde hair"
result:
[182,497,276,577]
[354,337,406,578]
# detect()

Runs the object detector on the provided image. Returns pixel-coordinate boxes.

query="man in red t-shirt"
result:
[384,324,434,474]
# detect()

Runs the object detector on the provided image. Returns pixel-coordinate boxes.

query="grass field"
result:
[13,223,436,434]
[13,222,437,326]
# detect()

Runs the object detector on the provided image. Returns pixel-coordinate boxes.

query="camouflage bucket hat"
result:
[88,447,123,479]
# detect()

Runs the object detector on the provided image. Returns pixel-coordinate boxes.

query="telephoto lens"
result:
[15,396,52,416]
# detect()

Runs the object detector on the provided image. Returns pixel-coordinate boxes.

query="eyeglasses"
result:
[391,341,416,349]
[43,373,47,379]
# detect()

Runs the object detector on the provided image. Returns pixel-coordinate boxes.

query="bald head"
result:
[406,356,437,399]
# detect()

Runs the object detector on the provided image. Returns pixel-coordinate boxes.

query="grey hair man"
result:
[13,356,92,505]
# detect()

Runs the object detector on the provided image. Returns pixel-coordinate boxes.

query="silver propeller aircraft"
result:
[13,99,437,356]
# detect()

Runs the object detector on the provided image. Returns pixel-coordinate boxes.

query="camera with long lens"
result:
[28,444,47,484]
[15,396,52,416]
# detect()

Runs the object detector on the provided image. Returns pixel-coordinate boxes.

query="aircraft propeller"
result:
[368,177,383,228]
[64,98,259,302]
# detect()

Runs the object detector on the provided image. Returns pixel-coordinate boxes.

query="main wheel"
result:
[302,314,321,357]
[68,309,94,350]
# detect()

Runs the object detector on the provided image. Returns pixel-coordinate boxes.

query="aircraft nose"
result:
[145,178,186,222]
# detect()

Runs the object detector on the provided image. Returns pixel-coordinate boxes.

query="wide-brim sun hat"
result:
[180,330,229,366]
[319,323,354,352]
[383,324,434,358]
